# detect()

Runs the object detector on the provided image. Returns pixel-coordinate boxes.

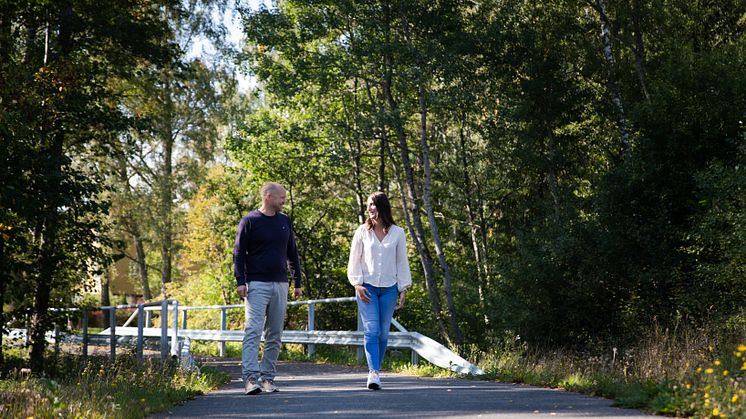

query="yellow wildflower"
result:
[737,344,746,352]
[732,394,739,403]
[705,393,710,399]
[737,352,742,357]
[697,367,703,373]
[714,360,721,366]
[740,389,746,395]
[723,370,729,376]
[685,383,692,389]
[709,345,715,353]
[705,368,714,374]
[712,408,720,416]
[705,399,710,407]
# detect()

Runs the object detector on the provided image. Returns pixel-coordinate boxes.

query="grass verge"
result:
[0,347,230,419]
[267,330,745,417]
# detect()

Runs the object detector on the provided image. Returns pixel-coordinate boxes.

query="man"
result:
[233,182,303,395]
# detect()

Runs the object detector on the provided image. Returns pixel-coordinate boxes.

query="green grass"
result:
[0,347,230,419]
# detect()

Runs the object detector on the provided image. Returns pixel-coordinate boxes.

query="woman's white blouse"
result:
[347,224,412,292]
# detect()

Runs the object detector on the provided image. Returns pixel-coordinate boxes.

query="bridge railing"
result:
[45,300,178,363]
[170,296,362,359]
[11,296,483,375]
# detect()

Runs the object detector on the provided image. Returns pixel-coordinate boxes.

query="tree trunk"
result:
[117,137,151,301]
[547,130,561,222]
[379,34,450,343]
[349,132,366,224]
[592,0,631,162]
[0,4,11,65]
[346,78,366,223]
[630,0,650,102]
[30,133,64,374]
[133,231,151,300]
[378,135,386,193]
[0,246,6,369]
[415,81,463,347]
[365,74,449,342]
[398,5,462,347]
[159,79,174,296]
[29,2,73,374]
[100,268,111,325]
[458,119,489,326]
[0,11,11,367]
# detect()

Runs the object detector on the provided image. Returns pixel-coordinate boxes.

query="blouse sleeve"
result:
[347,225,365,286]
[395,227,412,292]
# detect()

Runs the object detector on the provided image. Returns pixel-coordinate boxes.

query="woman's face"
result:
[367,198,378,221]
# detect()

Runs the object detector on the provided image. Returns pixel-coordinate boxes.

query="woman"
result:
[347,191,412,390]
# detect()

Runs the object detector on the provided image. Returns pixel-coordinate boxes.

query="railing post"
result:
[82,309,89,360]
[181,309,187,330]
[160,300,168,361]
[171,300,179,357]
[136,304,144,362]
[219,307,227,357]
[411,349,419,366]
[53,323,60,354]
[109,306,117,363]
[307,303,316,359]
[356,309,364,364]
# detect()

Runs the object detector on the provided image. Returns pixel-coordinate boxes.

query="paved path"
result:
[151,360,654,418]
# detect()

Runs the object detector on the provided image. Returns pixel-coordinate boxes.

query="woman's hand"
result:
[355,284,371,304]
[395,291,406,310]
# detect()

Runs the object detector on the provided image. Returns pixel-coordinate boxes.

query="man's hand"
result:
[237,284,247,299]
[293,287,303,299]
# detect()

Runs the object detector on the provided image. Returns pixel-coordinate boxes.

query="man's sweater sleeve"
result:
[287,225,302,289]
[233,216,249,287]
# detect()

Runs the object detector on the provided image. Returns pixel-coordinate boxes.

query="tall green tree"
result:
[109,0,237,298]
[226,0,745,350]
[0,0,177,373]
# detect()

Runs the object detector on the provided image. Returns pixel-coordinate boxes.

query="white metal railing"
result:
[44,300,178,362]
[17,297,483,375]
[173,296,360,359]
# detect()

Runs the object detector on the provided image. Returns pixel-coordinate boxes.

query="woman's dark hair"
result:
[365,191,395,232]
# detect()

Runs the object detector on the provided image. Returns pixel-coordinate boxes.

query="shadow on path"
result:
[151,360,655,418]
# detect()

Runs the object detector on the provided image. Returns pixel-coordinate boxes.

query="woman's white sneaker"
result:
[367,371,381,390]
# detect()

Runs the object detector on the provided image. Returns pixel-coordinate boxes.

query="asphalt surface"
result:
[150,359,655,419]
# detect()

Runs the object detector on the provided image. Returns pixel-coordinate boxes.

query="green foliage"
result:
[0,0,182,371]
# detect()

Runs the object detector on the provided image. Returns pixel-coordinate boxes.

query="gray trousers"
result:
[242,281,288,380]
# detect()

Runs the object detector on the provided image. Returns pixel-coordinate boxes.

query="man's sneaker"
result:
[259,377,278,393]
[244,377,262,395]
[366,371,381,390]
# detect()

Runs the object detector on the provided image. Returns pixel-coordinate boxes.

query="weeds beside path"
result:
[0,349,229,419]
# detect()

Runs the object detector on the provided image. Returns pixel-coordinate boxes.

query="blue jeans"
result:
[356,283,398,372]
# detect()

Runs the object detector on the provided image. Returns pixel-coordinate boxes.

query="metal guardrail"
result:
[44,299,178,362]
[11,297,483,375]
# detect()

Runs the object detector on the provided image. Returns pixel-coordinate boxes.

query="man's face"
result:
[268,188,287,212]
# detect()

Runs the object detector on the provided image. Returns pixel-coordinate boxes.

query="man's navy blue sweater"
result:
[233,209,302,288]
